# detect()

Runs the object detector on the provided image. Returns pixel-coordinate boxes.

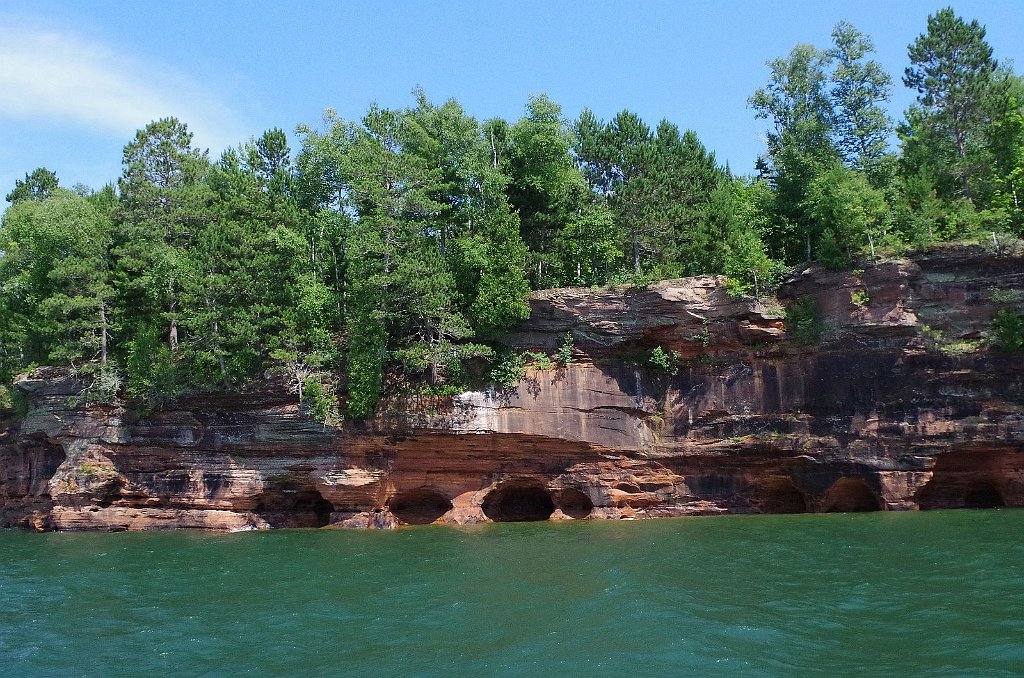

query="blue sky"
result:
[2,1,1023,196]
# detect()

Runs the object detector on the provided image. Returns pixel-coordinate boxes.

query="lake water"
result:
[2,510,1022,676]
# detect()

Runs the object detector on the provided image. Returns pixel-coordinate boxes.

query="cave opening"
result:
[557,488,594,519]
[255,488,334,528]
[482,481,555,522]
[296,491,335,527]
[964,480,1005,509]
[822,478,882,513]
[917,474,1006,510]
[388,488,453,525]
[756,478,808,514]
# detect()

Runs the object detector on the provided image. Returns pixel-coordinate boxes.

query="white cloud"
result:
[0,24,248,152]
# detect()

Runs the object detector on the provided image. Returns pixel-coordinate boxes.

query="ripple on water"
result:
[1,510,1023,676]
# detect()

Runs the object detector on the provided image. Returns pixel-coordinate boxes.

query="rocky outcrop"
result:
[1,245,1022,531]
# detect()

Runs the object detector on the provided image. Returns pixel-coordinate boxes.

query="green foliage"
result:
[939,339,982,356]
[920,324,944,350]
[557,332,574,366]
[785,298,822,345]
[648,346,680,375]
[689,320,711,347]
[301,376,340,426]
[67,362,123,406]
[5,167,59,205]
[124,333,184,409]
[5,20,1024,413]
[903,8,1002,200]
[489,350,527,388]
[815,228,849,270]
[990,288,1024,304]
[524,351,554,370]
[829,22,893,170]
[851,289,870,307]
[991,309,1024,351]
[573,109,728,277]
[0,190,115,372]
[803,164,889,268]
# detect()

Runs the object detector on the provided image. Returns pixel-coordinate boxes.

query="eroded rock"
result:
[2,246,1023,530]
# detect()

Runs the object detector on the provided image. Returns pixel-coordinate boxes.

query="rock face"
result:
[2,246,1023,531]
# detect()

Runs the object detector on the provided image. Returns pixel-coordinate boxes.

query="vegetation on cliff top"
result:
[1,8,1023,417]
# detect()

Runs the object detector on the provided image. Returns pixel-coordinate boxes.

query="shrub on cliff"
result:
[785,298,822,345]
[992,310,1024,351]
[649,346,680,375]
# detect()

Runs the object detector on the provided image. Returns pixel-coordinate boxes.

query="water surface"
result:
[2,510,1022,676]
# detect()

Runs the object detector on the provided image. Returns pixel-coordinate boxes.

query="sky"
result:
[2,1,1024,197]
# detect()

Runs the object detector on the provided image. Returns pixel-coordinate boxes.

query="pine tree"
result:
[904,8,1003,200]
[114,117,214,400]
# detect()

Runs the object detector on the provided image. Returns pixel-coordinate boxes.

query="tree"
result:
[750,44,835,162]
[710,179,786,296]
[339,104,472,416]
[904,8,1002,200]
[579,109,652,274]
[985,75,1024,232]
[400,90,530,335]
[5,168,59,205]
[0,190,115,370]
[114,117,214,399]
[750,44,842,261]
[505,95,589,287]
[572,110,726,277]
[178,131,317,387]
[802,164,888,268]
[829,21,893,171]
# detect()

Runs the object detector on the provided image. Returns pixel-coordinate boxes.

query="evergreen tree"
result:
[904,8,1003,200]
[114,117,214,400]
[5,168,59,205]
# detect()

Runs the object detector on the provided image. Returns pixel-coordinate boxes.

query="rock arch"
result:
[557,488,594,519]
[822,478,882,513]
[755,478,808,514]
[482,480,555,522]
[387,487,453,525]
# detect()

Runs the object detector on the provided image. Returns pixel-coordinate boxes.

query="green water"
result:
[1,511,1022,677]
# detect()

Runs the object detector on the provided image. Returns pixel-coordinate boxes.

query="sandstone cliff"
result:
[2,246,1022,531]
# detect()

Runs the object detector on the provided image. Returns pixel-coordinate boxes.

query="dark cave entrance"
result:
[557,488,594,519]
[917,474,1006,510]
[964,480,1005,509]
[482,480,555,522]
[296,490,335,527]
[756,478,808,514]
[388,488,453,525]
[255,488,334,528]
[822,478,882,512]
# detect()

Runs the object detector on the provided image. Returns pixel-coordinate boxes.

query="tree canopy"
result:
[2,9,1022,416]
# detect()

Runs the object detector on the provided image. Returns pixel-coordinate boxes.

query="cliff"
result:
[2,245,1023,531]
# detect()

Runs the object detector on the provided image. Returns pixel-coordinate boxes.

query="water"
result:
[1,511,1023,677]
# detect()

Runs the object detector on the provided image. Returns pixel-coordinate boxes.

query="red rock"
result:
[2,246,1023,530]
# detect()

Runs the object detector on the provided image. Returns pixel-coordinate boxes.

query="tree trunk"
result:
[168,301,179,351]
[955,126,972,200]
[99,305,108,364]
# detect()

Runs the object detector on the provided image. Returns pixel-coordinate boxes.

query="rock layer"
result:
[2,246,1022,530]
